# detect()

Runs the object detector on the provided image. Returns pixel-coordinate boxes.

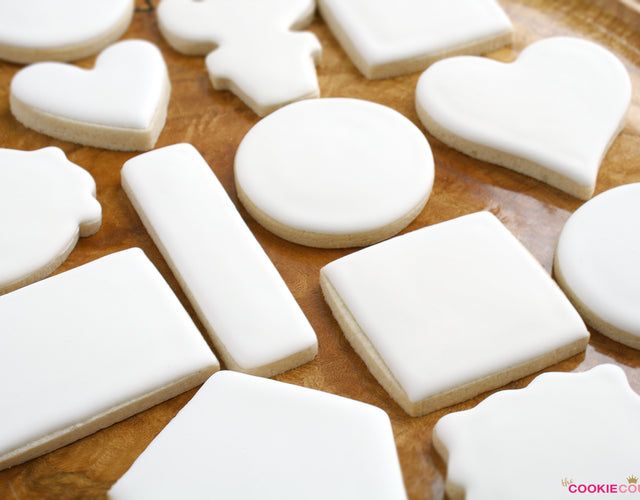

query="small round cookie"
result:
[235,98,434,248]
[554,183,640,349]
[0,0,134,64]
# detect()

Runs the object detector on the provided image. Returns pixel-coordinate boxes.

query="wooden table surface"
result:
[0,1,639,498]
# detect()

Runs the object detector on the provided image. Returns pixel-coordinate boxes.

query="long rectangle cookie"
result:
[0,248,219,470]
[121,144,318,377]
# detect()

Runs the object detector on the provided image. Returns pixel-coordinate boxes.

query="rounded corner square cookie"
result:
[319,0,513,79]
[321,211,589,416]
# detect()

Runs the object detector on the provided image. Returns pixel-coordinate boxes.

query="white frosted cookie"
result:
[0,0,134,64]
[235,98,434,248]
[555,183,640,350]
[321,211,589,416]
[10,40,171,151]
[122,144,318,377]
[110,371,407,500]
[415,37,631,200]
[157,0,321,116]
[0,248,219,471]
[434,364,640,500]
[319,0,512,79]
[0,147,101,294]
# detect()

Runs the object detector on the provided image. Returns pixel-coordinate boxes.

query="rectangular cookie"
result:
[121,143,318,377]
[0,248,219,470]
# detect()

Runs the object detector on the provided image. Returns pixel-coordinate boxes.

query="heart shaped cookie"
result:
[0,0,134,64]
[10,40,171,151]
[415,37,631,199]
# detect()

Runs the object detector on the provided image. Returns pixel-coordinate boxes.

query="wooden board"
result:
[0,1,638,498]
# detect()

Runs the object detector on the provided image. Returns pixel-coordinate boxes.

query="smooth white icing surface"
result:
[0,0,133,50]
[235,98,434,235]
[416,37,631,194]
[320,0,511,70]
[555,183,640,341]
[434,364,640,499]
[121,144,317,372]
[110,371,407,499]
[0,147,101,290]
[11,40,168,129]
[322,212,588,403]
[157,0,321,115]
[0,248,218,459]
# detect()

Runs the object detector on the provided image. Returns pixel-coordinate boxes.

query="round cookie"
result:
[554,183,640,349]
[235,98,434,248]
[0,0,134,64]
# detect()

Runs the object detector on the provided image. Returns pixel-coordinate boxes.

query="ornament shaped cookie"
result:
[0,0,134,64]
[416,37,631,199]
[157,0,321,116]
[434,364,640,500]
[321,212,589,416]
[555,183,640,350]
[319,0,512,79]
[0,249,219,471]
[122,144,318,377]
[235,98,434,248]
[110,371,407,499]
[0,147,101,295]
[10,40,171,151]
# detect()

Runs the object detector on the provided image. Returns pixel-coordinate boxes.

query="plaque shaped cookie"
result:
[0,248,219,470]
[0,0,134,64]
[235,98,434,248]
[10,40,171,151]
[0,147,101,294]
[434,364,640,499]
[416,37,632,199]
[157,0,321,116]
[555,183,640,350]
[321,211,589,416]
[110,371,407,499]
[319,0,512,79]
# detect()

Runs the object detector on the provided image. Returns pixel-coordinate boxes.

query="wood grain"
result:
[0,1,639,499]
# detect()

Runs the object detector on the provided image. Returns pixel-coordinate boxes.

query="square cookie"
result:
[320,212,589,416]
[318,0,513,79]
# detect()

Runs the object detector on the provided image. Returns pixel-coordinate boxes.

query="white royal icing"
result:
[319,0,512,77]
[434,364,640,499]
[322,211,589,404]
[122,144,318,374]
[0,147,101,292]
[11,40,169,129]
[157,0,321,116]
[235,98,434,236]
[0,249,218,467]
[110,371,407,499]
[416,37,631,198]
[0,0,133,56]
[555,183,640,348]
